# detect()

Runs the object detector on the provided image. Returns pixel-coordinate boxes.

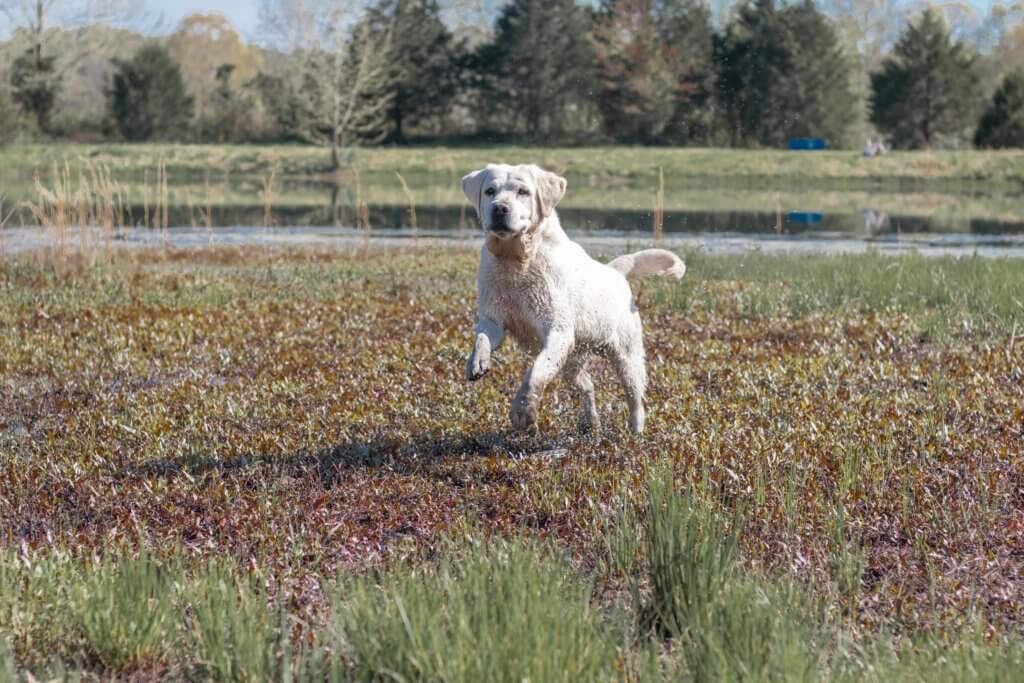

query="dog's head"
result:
[460,164,567,239]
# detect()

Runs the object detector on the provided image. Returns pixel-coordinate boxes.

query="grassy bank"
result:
[1,246,1022,678]
[3,143,1024,188]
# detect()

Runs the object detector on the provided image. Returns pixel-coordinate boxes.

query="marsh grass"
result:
[1,245,1022,679]
[651,249,1024,340]
[73,553,181,670]
[189,563,291,682]
[329,540,624,683]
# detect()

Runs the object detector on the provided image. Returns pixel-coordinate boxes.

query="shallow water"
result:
[3,171,1023,257]
[4,224,1023,258]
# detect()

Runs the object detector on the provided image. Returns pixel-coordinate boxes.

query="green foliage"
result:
[715,0,857,148]
[73,554,181,669]
[371,0,462,141]
[329,540,623,683]
[639,474,739,639]
[189,564,290,682]
[870,9,979,149]
[199,64,256,144]
[472,0,595,137]
[653,249,1024,340]
[974,69,1024,148]
[592,0,684,144]
[0,87,19,146]
[9,47,60,133]
[107,43,195,141]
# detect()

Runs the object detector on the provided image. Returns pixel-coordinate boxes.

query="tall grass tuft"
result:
[637,473,831,681]
[639,473,738,639]
[189,562,291,682]
[328,539,623,683]
[72,553,182,670]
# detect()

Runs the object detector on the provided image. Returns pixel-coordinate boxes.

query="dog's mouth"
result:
[487,224,515,237]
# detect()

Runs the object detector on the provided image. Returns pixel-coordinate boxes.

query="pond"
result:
[3,170,1023,256]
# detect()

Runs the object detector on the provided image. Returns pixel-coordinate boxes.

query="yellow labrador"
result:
[461,163,685,434]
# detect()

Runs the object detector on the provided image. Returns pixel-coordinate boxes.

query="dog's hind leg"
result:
[611,339,647,435]
[562,353,599,432]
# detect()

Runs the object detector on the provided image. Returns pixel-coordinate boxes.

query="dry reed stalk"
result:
[653,166,665,244]
[395,171,417,231]
[142,167,150,230]
[775,192,782,235]
[0,197,15,270]
[262,168,276,229]
[162,160,170,244]
[205,179,214,245]
[353,167,370,231]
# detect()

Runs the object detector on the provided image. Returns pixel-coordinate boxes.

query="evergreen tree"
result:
[0,86,19,146]
[870,8,978,149]
[715,0,792,147]
[201,64,255,143]
[655,0,718,145]
[780,0,858,146]
[369,0,461,141]
[473,0,594,137]
[107,44,194,141]
[9,46,60,132]
[715,0,856,147]
[591,0,685,143]
[974,69,1024,148]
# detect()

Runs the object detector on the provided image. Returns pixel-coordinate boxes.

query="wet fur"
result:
[461,163,685,434]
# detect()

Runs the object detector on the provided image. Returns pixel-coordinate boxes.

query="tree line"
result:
[2,0,1023,157]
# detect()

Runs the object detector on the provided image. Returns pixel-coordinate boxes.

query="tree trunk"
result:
[330,131,340,172]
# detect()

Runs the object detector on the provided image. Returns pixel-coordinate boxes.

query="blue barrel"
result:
[788,138,826,150]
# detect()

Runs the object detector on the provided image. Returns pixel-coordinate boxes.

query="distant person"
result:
[863,138,889,157]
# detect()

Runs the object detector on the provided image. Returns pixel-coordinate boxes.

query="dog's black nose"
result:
[493,203,510,217]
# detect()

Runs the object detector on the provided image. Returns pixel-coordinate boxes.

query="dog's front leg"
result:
[511,328,573,431]
[467,317,504,381]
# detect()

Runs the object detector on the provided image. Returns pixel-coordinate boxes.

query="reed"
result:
[653,166,665,244]
[395,171,418,230]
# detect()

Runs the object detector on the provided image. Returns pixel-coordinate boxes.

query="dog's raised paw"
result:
[466,352,491,381]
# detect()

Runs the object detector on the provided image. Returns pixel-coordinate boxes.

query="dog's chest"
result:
[482,262,557,350]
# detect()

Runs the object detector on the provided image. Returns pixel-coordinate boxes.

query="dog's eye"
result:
[517,188,530,197]
[484,188,496,197]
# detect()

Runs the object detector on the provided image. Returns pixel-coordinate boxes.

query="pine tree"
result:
[715,0,792,147]
[107,44,194,141]
[473,0,594,137]
[655,0,718,145]
[592,0,721,144]
[369,0,461,141]
[780,0,858,146]
[974,69,1024,148]
[870,8,978,149]
[9,46,60,132]
[715,0,856,148]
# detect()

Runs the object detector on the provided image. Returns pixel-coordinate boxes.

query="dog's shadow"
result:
[129,427,610,488]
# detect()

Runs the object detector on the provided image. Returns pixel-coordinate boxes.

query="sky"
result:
[149,0,263,39]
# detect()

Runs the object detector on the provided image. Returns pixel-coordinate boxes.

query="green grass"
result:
[648,249,1024,340]
[2,476,1023,680]
[1,245,1022,679]
[3,144,1024,186]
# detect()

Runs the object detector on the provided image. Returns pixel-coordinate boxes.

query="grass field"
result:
[1,244,1022,679]
[4,143,1024,188]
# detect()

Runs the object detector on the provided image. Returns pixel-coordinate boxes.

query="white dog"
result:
[461,163,685,435]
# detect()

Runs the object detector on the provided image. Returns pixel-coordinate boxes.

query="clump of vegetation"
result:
[0,245,1022,679]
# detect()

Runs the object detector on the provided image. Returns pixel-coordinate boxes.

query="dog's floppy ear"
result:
[533,168,567,219]
[461,168,488,219]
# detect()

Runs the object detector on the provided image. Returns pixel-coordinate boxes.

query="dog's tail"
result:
[607,249,686,280]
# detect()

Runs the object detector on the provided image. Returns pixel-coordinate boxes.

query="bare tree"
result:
[1,0,143,71]
[258,0,396,171]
